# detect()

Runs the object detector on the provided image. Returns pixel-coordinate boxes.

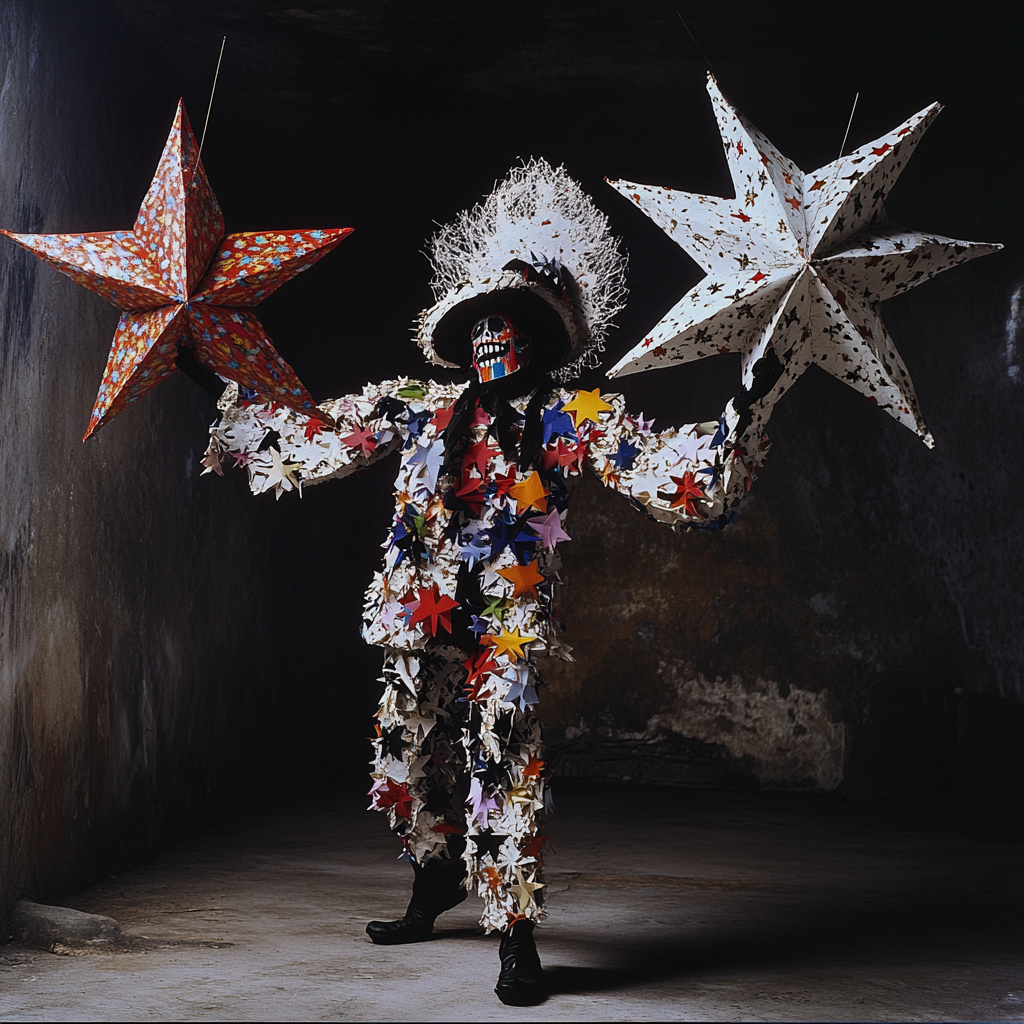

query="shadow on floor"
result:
[540,887,1023,997]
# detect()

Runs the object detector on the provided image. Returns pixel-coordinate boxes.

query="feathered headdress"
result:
[416,158,627,382]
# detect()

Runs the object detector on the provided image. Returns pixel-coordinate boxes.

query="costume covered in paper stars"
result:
[206,159,766,933]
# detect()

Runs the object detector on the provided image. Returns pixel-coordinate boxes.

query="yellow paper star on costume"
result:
[508,785,544,812]
[496,560,545,600]
[508,471,549,514]
[482,624,537,662]
[561,388,612,428]
[509,871,545,913]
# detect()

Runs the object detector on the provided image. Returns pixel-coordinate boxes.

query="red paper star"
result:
[462,649,500,696]
[521,835,548,859]
[668,470,708,517]
[430,404,455,430]
[1,100,351,439]
[304,418,327,441]
[492,468,517,498]
[341,425,377,453]
[455,475,487,517]
[408,584,459,635]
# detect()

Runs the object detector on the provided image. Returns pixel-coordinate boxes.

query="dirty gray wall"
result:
[0,3,281,928]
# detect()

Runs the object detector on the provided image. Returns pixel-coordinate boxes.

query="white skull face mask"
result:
[470,315,529,383]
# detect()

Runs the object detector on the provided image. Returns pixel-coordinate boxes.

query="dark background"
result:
[1,0,1021,922]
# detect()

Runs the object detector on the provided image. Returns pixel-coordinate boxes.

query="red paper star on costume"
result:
[0,100,352,439]
[668,470,708,518]
[461,649,501,700]
[408,584,459,636]
[341,425,377,454]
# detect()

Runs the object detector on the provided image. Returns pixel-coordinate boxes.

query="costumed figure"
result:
[203,156,773,1005]
[2,79,999,1009]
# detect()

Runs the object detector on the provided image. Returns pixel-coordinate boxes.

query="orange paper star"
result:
[508,471,549,514]
[496,560,545,600]
[561,388,612,428]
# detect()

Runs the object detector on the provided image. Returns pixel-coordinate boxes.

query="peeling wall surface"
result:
[2,0,1022,929]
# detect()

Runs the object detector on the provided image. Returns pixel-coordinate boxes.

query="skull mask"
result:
[470,315,529,383]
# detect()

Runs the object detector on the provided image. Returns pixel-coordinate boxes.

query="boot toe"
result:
[365,918,434,945]
[494,968,546,1006]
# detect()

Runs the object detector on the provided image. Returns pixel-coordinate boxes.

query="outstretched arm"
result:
[205,378,448,498]
[575,389,767,529]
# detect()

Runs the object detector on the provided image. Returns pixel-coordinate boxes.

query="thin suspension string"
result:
[823,91,860,202]
[837,91,860,159]
[675,10,716,77]
[199,36,227,156]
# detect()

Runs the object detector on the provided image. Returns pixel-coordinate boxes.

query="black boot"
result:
[365,855,468,945]
[494,920,546,1006]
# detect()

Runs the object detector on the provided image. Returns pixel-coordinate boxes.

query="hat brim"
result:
[430,287,572,371]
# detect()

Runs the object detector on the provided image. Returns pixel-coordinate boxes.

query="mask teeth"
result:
[473,340,511,367]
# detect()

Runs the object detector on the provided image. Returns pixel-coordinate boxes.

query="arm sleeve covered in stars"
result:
[577,391,767,528]
[205,378,456,499]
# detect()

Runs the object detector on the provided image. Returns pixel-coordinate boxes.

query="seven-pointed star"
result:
[606,75,1001,447]
[0,100,352,439]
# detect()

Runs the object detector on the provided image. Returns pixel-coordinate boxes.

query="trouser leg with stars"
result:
[368,644,548,933]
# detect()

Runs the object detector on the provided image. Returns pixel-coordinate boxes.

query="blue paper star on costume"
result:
[610,439,639,470]
[404,408,433,445]
[542,403,577,445]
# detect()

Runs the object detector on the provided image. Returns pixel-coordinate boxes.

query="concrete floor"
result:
[0,782,1021,1022]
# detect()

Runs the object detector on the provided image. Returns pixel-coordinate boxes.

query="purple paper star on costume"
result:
[469,777,501,828]
[525,508,571,550]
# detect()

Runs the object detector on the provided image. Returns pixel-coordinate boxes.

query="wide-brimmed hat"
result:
[415,159,627,382]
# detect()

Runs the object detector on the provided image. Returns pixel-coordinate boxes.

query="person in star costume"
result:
[206,158,772,1006]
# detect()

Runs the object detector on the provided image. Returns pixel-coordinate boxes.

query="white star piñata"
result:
[606,75,1001,447]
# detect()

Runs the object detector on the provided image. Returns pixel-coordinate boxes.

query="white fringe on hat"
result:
[417,158,628,381]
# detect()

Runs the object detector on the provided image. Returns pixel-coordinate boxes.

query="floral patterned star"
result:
[1,100,352,439]
[606,75,1001,446]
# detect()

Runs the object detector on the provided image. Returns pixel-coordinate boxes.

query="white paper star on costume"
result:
[606,75,1001,447]
[260,447,303,499]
